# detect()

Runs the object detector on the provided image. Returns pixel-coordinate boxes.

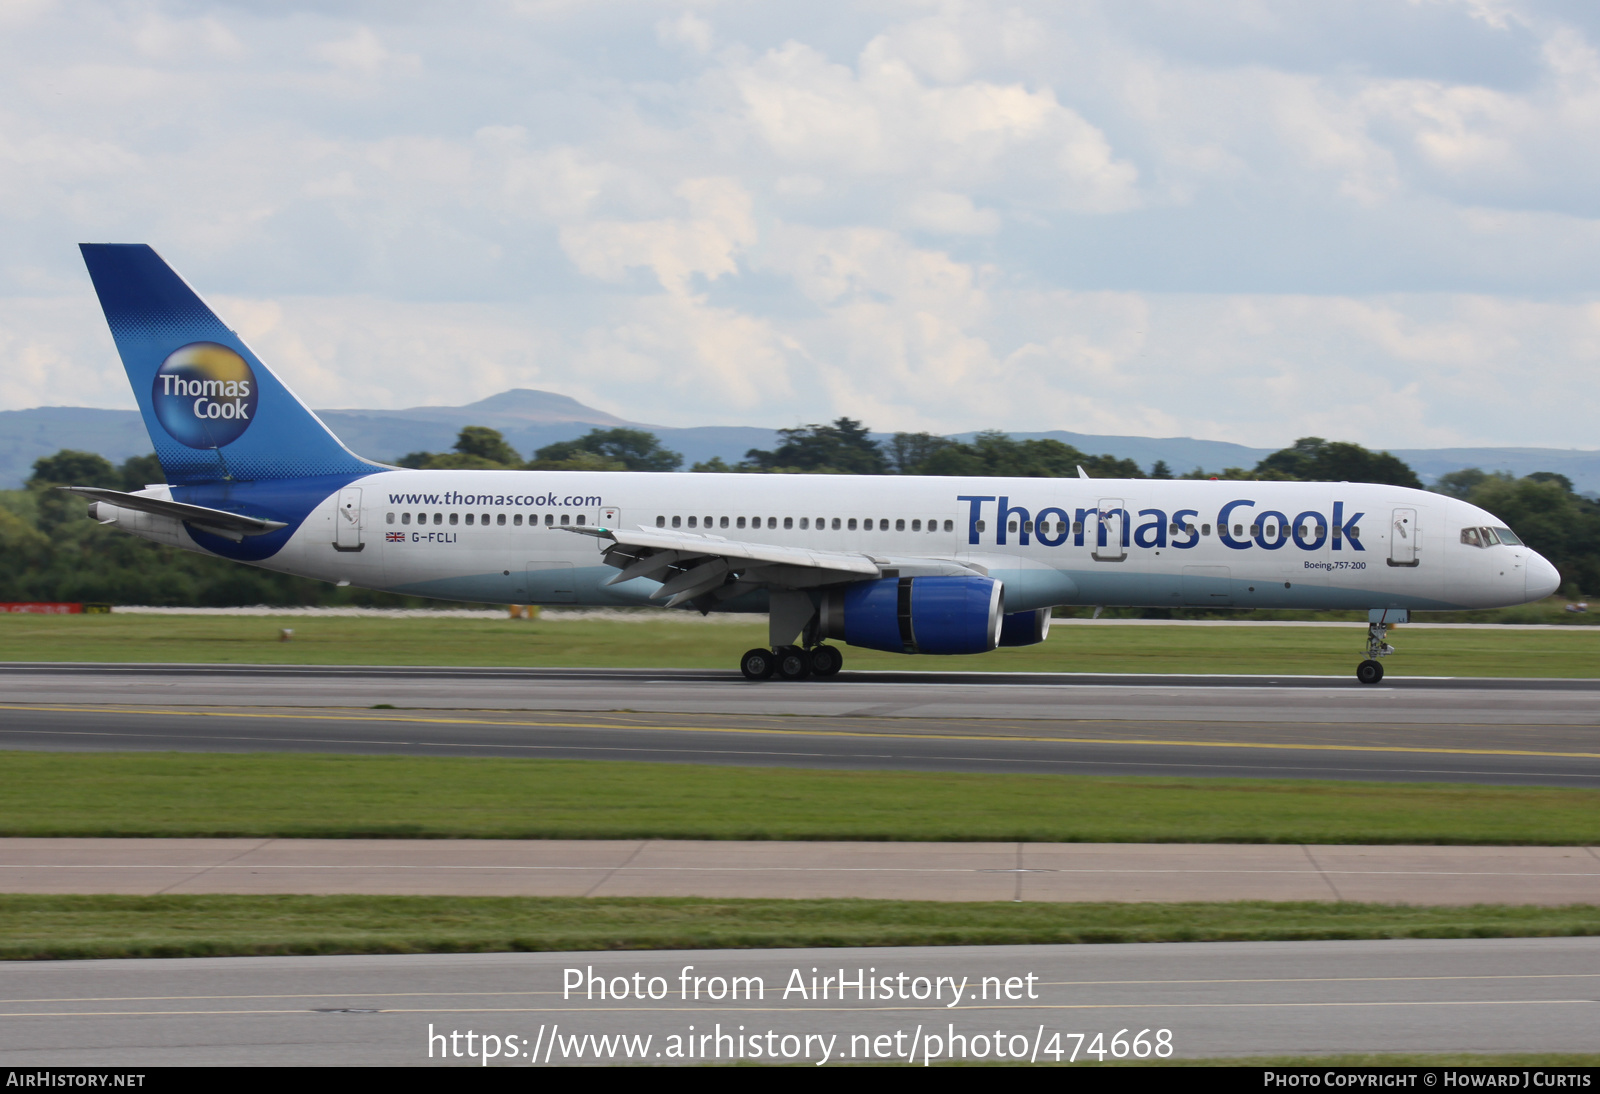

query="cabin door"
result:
[1389,508,1419,567]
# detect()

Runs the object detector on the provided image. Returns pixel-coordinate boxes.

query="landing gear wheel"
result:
[775,646,811,680]
[809,645,843,677]
[740,648,776,680]
[1356,659,1385,685]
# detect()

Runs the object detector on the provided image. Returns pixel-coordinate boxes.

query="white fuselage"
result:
[126,470,1561,614]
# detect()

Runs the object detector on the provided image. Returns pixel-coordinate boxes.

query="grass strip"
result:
[0,895,1595,960]
[1,753,1599,843]
[2,614,1598,676]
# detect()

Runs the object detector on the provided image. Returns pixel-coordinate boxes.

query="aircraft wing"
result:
[566,525,889,609]
[61,486,288,542]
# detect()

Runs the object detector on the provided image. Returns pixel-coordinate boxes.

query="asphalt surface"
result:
[4,838,1595,904]
[0,939,1594,1066]
[2,664,1599,784]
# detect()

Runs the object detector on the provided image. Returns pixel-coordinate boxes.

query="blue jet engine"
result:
[818,575,1004,654]
[997,607,1051,647]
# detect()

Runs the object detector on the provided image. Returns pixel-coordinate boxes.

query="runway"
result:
[0,939,1594,1065]
[2,838,1594,904]
[2,664,1599,784]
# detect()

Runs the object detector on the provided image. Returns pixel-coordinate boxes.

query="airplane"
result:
[68,244,1562,685]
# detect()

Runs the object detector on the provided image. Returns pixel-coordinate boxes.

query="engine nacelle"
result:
[819,575,1003,655]
[86,500,191,548]
[998,607,1051,647]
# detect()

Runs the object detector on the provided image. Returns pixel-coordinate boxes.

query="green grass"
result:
[1,753,1596,843]
[1,612,1599,676]
[0,895,1593,960]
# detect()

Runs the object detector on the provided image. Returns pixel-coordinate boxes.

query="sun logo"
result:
[151,342,259,449]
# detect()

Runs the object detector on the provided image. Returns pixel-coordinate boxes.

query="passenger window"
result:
[514,514,523,526]
[736,517,745,529]
[385,512,395,525]
[545,514,554,526]
[449,513,459,525]
[943,520,953,532]
[671,516,681,528]
[847,518,857,531]
[784,517,793,530]
[864,519,874,531]
[767,517,776,529]
[576,515,586,526]
[483,514,491,525]
[831,518,840,530]
[497,513,505,526]
[1201,524,1210,536]
[896,519,905,531]
[465,514,474,526]
[401,513,411,526]
[561,514,571,526]
[1185,524,1195,536]
[688,516,698,528]
[1073,521,1083,535]
[911,519,921,531]
[975,520,986,533]
[1348,525,1358,537]
[720,516,729,529]
[1008,521,1017,533]
[433,513,443,526]
[799,517,809,530]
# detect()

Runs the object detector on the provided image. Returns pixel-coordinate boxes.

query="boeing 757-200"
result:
[67,244,1562,683]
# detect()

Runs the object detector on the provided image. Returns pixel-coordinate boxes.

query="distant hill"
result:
[3,389,1597,493]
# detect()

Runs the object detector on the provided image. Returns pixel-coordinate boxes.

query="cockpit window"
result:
[1479,526,1501,546]
[1462,526,1513,548]
[1493,526,1522,545]
[1460,527,1482,547]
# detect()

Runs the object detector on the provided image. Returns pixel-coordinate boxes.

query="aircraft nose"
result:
[1526,552,1561,601]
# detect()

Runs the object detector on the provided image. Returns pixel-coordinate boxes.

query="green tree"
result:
[1150,460,1174,479]
[1255,437,1422,488]
[533,428,682,472]
[1434,467,1490,499]
[454,426,522,466]
[745,418,887,474]
[395,426,527,470]
[886,432,959,475]
[117,454,166,491]
[29,450,120,489]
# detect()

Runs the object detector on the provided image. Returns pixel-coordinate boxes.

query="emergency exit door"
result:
[333,487,364,552]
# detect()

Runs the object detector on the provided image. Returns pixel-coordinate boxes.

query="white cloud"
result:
[0,0,1595,454]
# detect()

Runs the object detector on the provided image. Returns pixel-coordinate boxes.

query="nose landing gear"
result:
[1356,620,1396,685]
[739,645,842,681]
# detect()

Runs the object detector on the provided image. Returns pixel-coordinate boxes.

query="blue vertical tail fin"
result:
[79,243,380,484]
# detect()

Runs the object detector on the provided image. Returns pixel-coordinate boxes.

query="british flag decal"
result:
[386,532,405,542]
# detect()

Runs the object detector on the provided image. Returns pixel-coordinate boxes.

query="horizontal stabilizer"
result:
[61,486,288,541]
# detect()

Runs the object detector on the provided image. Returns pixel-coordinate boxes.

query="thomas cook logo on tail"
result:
[151,342,259,449]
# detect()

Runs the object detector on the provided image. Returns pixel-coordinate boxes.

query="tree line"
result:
[1,424,1594,604]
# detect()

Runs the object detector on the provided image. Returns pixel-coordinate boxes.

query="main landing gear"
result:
[739,645,844,681]
[1356,620,1396,685]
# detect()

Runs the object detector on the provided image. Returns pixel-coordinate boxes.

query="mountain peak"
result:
[457,388,632,426]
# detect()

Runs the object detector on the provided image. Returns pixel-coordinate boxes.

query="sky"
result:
[2,0,1599,450]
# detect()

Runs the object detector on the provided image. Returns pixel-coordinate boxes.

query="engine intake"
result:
[819,575,1003,655]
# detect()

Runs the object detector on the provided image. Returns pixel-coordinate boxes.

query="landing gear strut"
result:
[739,645,842,681]
[1356,621,1395,685]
